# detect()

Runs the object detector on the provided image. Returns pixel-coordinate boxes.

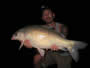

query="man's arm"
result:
[50,24,69,50]
[58,24,68,38]
[62,25,68,38]
[23,40,32,48]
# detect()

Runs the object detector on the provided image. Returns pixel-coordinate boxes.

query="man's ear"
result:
[53,13,55,18]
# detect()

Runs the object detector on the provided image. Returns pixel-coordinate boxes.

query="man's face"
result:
[42,9,55,24]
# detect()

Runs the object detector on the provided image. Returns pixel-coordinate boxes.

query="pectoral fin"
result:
[37,48,45,57]
[19,40,24,50]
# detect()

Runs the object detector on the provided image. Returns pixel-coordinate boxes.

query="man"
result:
[33,8,72,68]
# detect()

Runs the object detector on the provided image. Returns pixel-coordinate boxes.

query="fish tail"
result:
[70,41,88,62]
[73,41,88,50]
[70,48,79,62]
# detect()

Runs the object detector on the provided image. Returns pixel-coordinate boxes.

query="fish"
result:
[11,25,87,62]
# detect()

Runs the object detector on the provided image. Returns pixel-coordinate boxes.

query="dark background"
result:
[2,0,89,68]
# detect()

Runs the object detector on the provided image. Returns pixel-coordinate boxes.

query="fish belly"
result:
[25,30,73,50]
[26,31,53,48]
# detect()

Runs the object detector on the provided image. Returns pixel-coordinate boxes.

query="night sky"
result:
[2,0,89,68]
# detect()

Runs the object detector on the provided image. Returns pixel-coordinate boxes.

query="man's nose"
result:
[48,14,52,17]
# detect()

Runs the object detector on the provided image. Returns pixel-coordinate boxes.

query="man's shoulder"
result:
[56,22,67,27]
[56,22,64,25]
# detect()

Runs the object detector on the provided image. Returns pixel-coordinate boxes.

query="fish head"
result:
[11,32,25,41]
[11,32,26,50]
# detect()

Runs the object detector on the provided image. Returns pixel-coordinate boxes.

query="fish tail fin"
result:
[70,48,79,62]
[70,41,88,62]
[73,41,88,50]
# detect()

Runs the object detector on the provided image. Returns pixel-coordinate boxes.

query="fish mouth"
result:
[11,37,14,40]
[11,35,15,40]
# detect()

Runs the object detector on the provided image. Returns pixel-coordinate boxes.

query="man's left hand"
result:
[50,44,59,51]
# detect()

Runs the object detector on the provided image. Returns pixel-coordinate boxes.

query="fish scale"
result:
[11,25,87,62]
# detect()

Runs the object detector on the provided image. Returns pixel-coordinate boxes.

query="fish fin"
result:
[19,40,24,50]
[73,41,88,50]
[69,41,87,62]
[37,48,45,56]
[70,49,79,62]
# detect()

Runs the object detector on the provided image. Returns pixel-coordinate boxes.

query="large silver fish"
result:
[11,25,87,62]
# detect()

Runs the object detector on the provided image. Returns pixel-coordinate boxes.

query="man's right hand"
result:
[23,40,32,48]
[50,44,59,51]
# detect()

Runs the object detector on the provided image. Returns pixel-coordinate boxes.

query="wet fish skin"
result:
[11,25,88,62]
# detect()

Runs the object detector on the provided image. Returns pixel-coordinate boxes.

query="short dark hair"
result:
[40,7,55,17]
[42,7,54,13]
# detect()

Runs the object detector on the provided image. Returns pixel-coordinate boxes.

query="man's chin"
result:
[46,21,52,24]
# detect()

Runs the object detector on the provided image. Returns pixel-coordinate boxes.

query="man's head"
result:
[41,8,55,24]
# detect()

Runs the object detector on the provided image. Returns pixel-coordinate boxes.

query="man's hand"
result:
[50,44,59,51]
[23,40,32,48]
